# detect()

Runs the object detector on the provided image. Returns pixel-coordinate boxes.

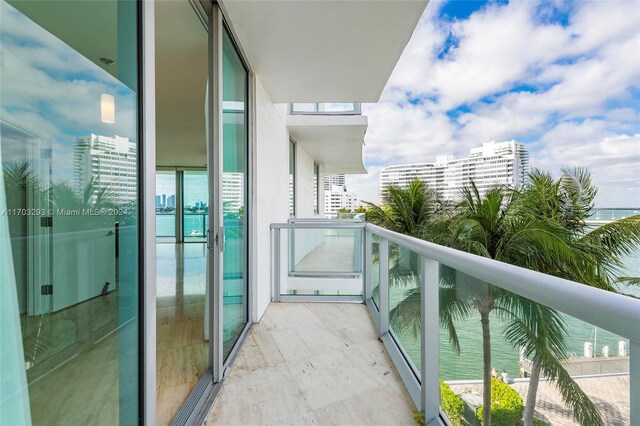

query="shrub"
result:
[440,380,464,426]
[476,379,524,426]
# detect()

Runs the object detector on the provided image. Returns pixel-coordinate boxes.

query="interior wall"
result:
[253,78,289,320]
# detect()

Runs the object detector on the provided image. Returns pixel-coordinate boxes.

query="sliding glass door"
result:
[221,28,249,360]
[0,0,140,423]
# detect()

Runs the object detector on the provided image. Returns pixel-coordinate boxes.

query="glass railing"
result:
[184,213,207,240]
[270,220,640,425]
[289,103,362,115]
[271,219,364,300]
[365,223,639,426]
[156,212,176,237]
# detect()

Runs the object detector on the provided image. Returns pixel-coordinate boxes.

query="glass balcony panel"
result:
[289,228,362,275]
[388,242,422,374]
[156,171,176,238]
[183,171,208,242]
[280,227,363,296]
[371,234,380,308]
[437,266,630,426]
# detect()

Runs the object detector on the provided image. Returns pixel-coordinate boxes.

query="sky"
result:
[347,0,640,208]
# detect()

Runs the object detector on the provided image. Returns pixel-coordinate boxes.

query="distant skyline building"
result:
[324,174,346,191]
[324,185,361,218]
[74,134,137,205]
[223,172,244,213]
[379,140,529,202]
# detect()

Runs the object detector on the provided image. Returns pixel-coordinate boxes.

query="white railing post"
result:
[631,341,639,425]
[273,227,281,302]
[364,230,372,302]
[379,238,390,336]
[421,257,440,423]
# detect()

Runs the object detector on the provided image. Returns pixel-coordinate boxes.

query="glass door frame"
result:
[150,2,254,424]
[207,3,254,385]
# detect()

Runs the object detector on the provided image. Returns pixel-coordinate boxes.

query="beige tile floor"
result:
[205,303,417,426]
[294,236,356,273]
[156,243,208,425]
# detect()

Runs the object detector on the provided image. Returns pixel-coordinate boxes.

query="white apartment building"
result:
[324,174,345,191]
[74,134,137,205]
[379,140,529,202]
[325,185,361,218]
[223,172,244,214]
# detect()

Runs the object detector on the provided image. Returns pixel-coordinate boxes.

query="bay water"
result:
[390,211,640,381]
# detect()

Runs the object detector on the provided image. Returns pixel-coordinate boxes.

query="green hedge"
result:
[440,380,464,426]
[476,379,524,426]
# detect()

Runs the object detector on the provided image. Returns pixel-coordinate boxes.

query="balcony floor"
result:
[205,302,416,425]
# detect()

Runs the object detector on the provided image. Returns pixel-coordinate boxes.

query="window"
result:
[313,163,320,215]
[289,139,296,216]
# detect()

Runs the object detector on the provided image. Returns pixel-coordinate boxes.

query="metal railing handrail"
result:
[271,222,365,230]
[366,222,640,343]
[287,217,364,223]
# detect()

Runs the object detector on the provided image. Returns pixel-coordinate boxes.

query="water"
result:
[156,214,207,238]
[392,245,640,381]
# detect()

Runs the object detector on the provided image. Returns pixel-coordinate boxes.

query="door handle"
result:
[206,227,225,252]
[217,226,225,252]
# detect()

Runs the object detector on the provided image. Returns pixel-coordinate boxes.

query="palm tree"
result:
[363,178,445,238]
[363,178,446,303]
[513,167,640,425]
[432,181,611,426]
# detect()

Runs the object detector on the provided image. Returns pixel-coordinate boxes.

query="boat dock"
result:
[520,356,629,377]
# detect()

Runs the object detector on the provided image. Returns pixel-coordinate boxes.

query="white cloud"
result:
[348,0,640,207]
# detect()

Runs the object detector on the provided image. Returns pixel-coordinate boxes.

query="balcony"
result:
[208,220,639,425]
[287,105,367,174]
[289,103,362,115]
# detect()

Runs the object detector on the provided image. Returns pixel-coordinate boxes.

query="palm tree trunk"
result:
[523,359,542,426]
[480,310,491,426]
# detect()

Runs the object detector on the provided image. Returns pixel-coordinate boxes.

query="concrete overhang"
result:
[220,0,429,103]
[287,114,368,174]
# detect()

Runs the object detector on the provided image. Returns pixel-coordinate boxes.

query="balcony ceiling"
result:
[219,0,429,103]
[287,115,368,174]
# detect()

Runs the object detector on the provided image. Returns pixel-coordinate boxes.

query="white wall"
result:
[294,143,316,218]
[253,77,290,320]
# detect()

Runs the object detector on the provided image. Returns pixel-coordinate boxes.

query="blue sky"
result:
[349,0,640,207]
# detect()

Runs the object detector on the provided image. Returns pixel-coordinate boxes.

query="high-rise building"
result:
[74,134,138,205]
[223,172,244,214]
[324,185,360,218]
[379,140,529,202]
[167,194,176,209]
[324,174,346,191]
[155,195,162,208]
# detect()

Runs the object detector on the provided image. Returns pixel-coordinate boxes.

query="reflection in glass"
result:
[371,234,380,307]
[222,29,248,360]
[289,140,295,217]
[388,243,422,373]
[156,171,176,238]
[313,163,319,215]
[0,0,139,423]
